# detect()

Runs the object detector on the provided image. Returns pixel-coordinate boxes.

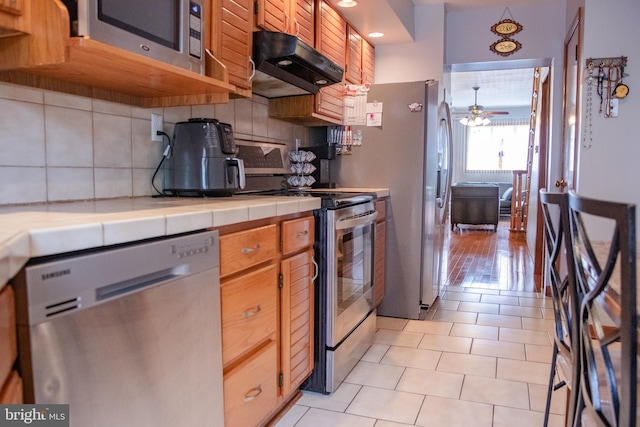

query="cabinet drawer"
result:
[221,264,278,366]
[220,224,277,277]
[0,286,16,386]
[282,216,314,255]
[224,342,278,427]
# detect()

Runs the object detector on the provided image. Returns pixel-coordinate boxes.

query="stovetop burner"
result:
[244,189,376,209]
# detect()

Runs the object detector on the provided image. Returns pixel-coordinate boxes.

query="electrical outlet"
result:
[151,114,163,141]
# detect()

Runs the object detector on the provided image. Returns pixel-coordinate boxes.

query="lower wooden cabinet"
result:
[0,370,22,404]
[219,214,315,426]
[373,199,386,307]
[221,264,278,366]
[224,341,278,427]
[280,249,314,396]
[0,285,21,404]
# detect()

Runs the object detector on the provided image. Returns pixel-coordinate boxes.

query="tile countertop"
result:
[0,187,389,290]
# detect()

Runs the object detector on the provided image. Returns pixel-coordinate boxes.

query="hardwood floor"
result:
[442,219,538,292]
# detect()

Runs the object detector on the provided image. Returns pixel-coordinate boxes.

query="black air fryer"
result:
[164,118,245,196]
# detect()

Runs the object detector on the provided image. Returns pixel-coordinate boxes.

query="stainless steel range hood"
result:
[252,31,344,98]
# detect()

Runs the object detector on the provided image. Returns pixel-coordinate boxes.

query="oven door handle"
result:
[335,211,378,230]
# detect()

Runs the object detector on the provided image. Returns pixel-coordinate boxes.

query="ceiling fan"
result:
[456,86,509,126]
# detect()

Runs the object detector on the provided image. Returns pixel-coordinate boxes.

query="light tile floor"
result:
[275,286,566,427]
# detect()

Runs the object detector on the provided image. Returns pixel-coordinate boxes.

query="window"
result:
[465,122,530,172]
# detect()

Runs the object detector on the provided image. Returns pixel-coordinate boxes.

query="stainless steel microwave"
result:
[61,0,205,74]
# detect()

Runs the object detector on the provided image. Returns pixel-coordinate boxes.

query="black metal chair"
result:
[540,190,581,427]
[567,191,637,427]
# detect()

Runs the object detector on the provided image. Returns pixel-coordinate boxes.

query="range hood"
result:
[252,31,344,98]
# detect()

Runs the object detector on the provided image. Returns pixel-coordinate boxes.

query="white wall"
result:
[445,3,565,66]
[374,4,445,84]
[578,0,640,207]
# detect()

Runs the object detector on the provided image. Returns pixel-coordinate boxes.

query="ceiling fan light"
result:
[481,117,491,125]
[460,117,469,126]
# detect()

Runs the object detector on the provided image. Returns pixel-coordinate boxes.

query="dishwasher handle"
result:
[96,268,181,302]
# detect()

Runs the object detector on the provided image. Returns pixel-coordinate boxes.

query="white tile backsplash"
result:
[45,106,93,167]
[94,168,133,199]
[0,83,43,103]
[0,167,47,204]
[93,113,132,168]
[0,98,46,167]
[0,82,309,206]
[44,91,92,110]
[47,167,95,201]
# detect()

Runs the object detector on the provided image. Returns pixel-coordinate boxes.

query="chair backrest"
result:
[539,190,580,360]
[567,191,637,427]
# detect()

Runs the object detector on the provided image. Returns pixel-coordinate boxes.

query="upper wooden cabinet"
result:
[362,37,375,85]
[256,0,314,46]
[346,26,375,85]
[212,0,253,94]
[0,0,28,36]
[315,0,346,67]
[346,26,362,84]
[291,0,314,46]
[0,0,235,107]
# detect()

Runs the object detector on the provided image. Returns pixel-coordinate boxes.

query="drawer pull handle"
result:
[295,230,309,239]
[242,305,261,318]
[241,243,261,254]
[243,385,263,403]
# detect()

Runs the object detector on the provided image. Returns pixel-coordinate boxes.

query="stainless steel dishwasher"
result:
[13,230,223,427]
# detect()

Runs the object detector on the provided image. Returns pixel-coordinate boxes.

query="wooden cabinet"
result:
[314,0,345,120]
[256,0,314,46]
[0,0,27,36]
[281,216,314,256]
[346,26,362,84]
[220,224,278,277]
[0,285,22,404]
[0,0,234,107]
[221,264,278,366]
[224,342,278,427]
[220,224,279,427]
[219,214,314,426]
[346,26,375,85]
[291,0,315,46]
[373,200,386,307]
[362,37,375,85]
[280,217,314,397]
[212,0,253,94]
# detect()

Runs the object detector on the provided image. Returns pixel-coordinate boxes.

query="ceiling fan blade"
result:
[483,111,509,115]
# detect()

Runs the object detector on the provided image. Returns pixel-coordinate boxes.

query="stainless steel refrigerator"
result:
[335,80,453,319]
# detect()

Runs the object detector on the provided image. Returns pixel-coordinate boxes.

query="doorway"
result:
[448,59,553,291]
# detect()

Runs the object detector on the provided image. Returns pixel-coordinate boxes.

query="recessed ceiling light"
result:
[368,32,384,38]
[337,0,357,7]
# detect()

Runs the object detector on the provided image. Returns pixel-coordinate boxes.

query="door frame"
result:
[558,8,582,191]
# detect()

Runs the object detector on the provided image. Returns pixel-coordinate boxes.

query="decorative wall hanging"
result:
[489,8,522,57]
[490,39,522,57]
[584,56,628,148]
